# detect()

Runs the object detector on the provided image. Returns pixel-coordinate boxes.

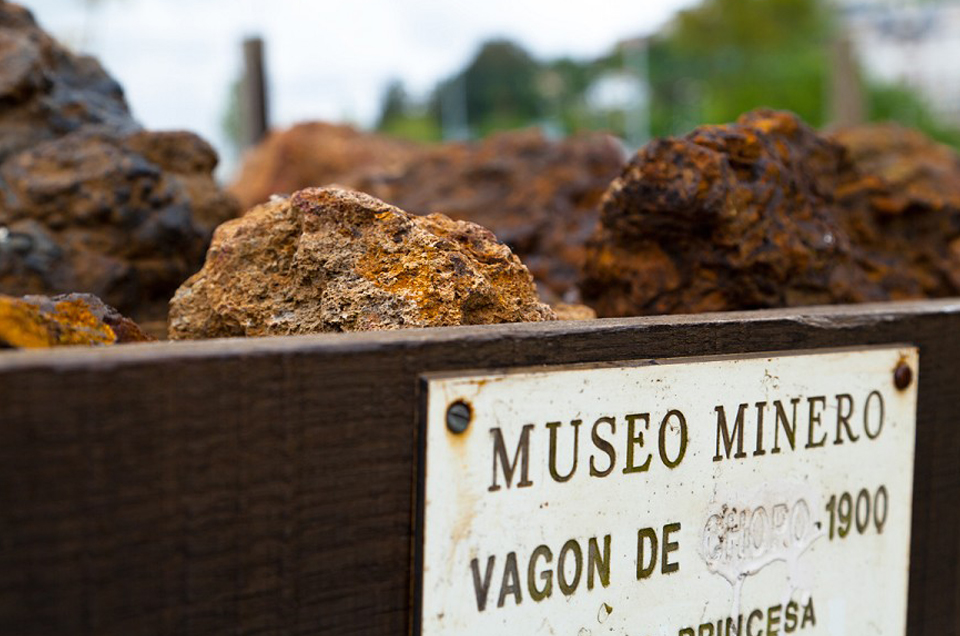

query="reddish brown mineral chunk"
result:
[831,123,960,214]
[0,2,239,326]
[581,109,960,316]
[230,125,625,303]
[168,188,556,339]
[0,292,152,348]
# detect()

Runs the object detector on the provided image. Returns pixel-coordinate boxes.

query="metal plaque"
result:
[418,346,918,635]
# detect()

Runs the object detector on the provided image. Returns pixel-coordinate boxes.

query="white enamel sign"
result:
[419,346,918,636]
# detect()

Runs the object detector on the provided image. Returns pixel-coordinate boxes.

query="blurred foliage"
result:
[867,81,960,148]
[377,80,407,130]
[432,39,544,137]
[377,80,442,141]
[220,77,242,155]
[380,112,443,142]
[647,0,834,132]
[374,0,960,150]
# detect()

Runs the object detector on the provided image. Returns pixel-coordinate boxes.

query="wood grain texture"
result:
[0,299,957,635]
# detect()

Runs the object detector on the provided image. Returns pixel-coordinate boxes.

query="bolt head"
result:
[446,401,471,434]
[894,362,912,391]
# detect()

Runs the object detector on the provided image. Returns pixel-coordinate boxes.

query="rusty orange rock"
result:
[831,122,960,214]
[0,293,153,348]
[581,109,960,317]
[169,187,556,339]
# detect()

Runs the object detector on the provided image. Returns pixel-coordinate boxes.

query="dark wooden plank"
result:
[0,299,957,635]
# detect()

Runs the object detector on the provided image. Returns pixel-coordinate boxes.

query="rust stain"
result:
[0,296,116,348]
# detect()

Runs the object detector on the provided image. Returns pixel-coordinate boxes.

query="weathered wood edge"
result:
[1,298,958,371]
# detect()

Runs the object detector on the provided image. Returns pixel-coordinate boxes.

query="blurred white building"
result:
[841,0,960,124]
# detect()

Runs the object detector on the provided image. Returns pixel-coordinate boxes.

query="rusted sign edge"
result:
[419,343,915,385]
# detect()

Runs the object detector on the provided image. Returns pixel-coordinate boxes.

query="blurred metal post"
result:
[241,37,269,148]
[829,35,865,128]
[441,75,470,141]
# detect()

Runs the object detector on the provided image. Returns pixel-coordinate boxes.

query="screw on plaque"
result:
[894,360,912,391]
[446,401,471,434]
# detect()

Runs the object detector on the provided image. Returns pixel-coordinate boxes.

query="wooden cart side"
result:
[0,299,957,635]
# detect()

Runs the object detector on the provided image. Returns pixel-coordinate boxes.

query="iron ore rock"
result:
[830,122,960,294]
[831,122,960,214]
[0,2,238,328]
[0,292,152,348]
[230,125,625,303]
[581,109,960,316]
[168,188,556,339]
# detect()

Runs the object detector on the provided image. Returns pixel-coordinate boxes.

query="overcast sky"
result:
[26,0,698,172]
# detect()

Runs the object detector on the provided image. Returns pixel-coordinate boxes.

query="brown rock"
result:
[831,123,960,214]
[124,130,239,235]
[830,123,960,294]
[0,2,135,161]
[230,125,625,304]
[0,2,239,326]
[169,188,556,339]
[581,109,960,317]
[551,303,597,321]
[0,292,152,348]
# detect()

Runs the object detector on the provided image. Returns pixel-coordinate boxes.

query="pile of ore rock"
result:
[0,1,238,338]
[168,187,556,339]
[4,0,960,348]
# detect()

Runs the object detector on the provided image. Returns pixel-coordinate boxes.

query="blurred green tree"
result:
[377,80,408,129]
[866,81,960,148]
[435,39,545,137]
[372,0,960,149]
[649,0,835,132]
[641,0,960,147]
[375,80,442,141]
